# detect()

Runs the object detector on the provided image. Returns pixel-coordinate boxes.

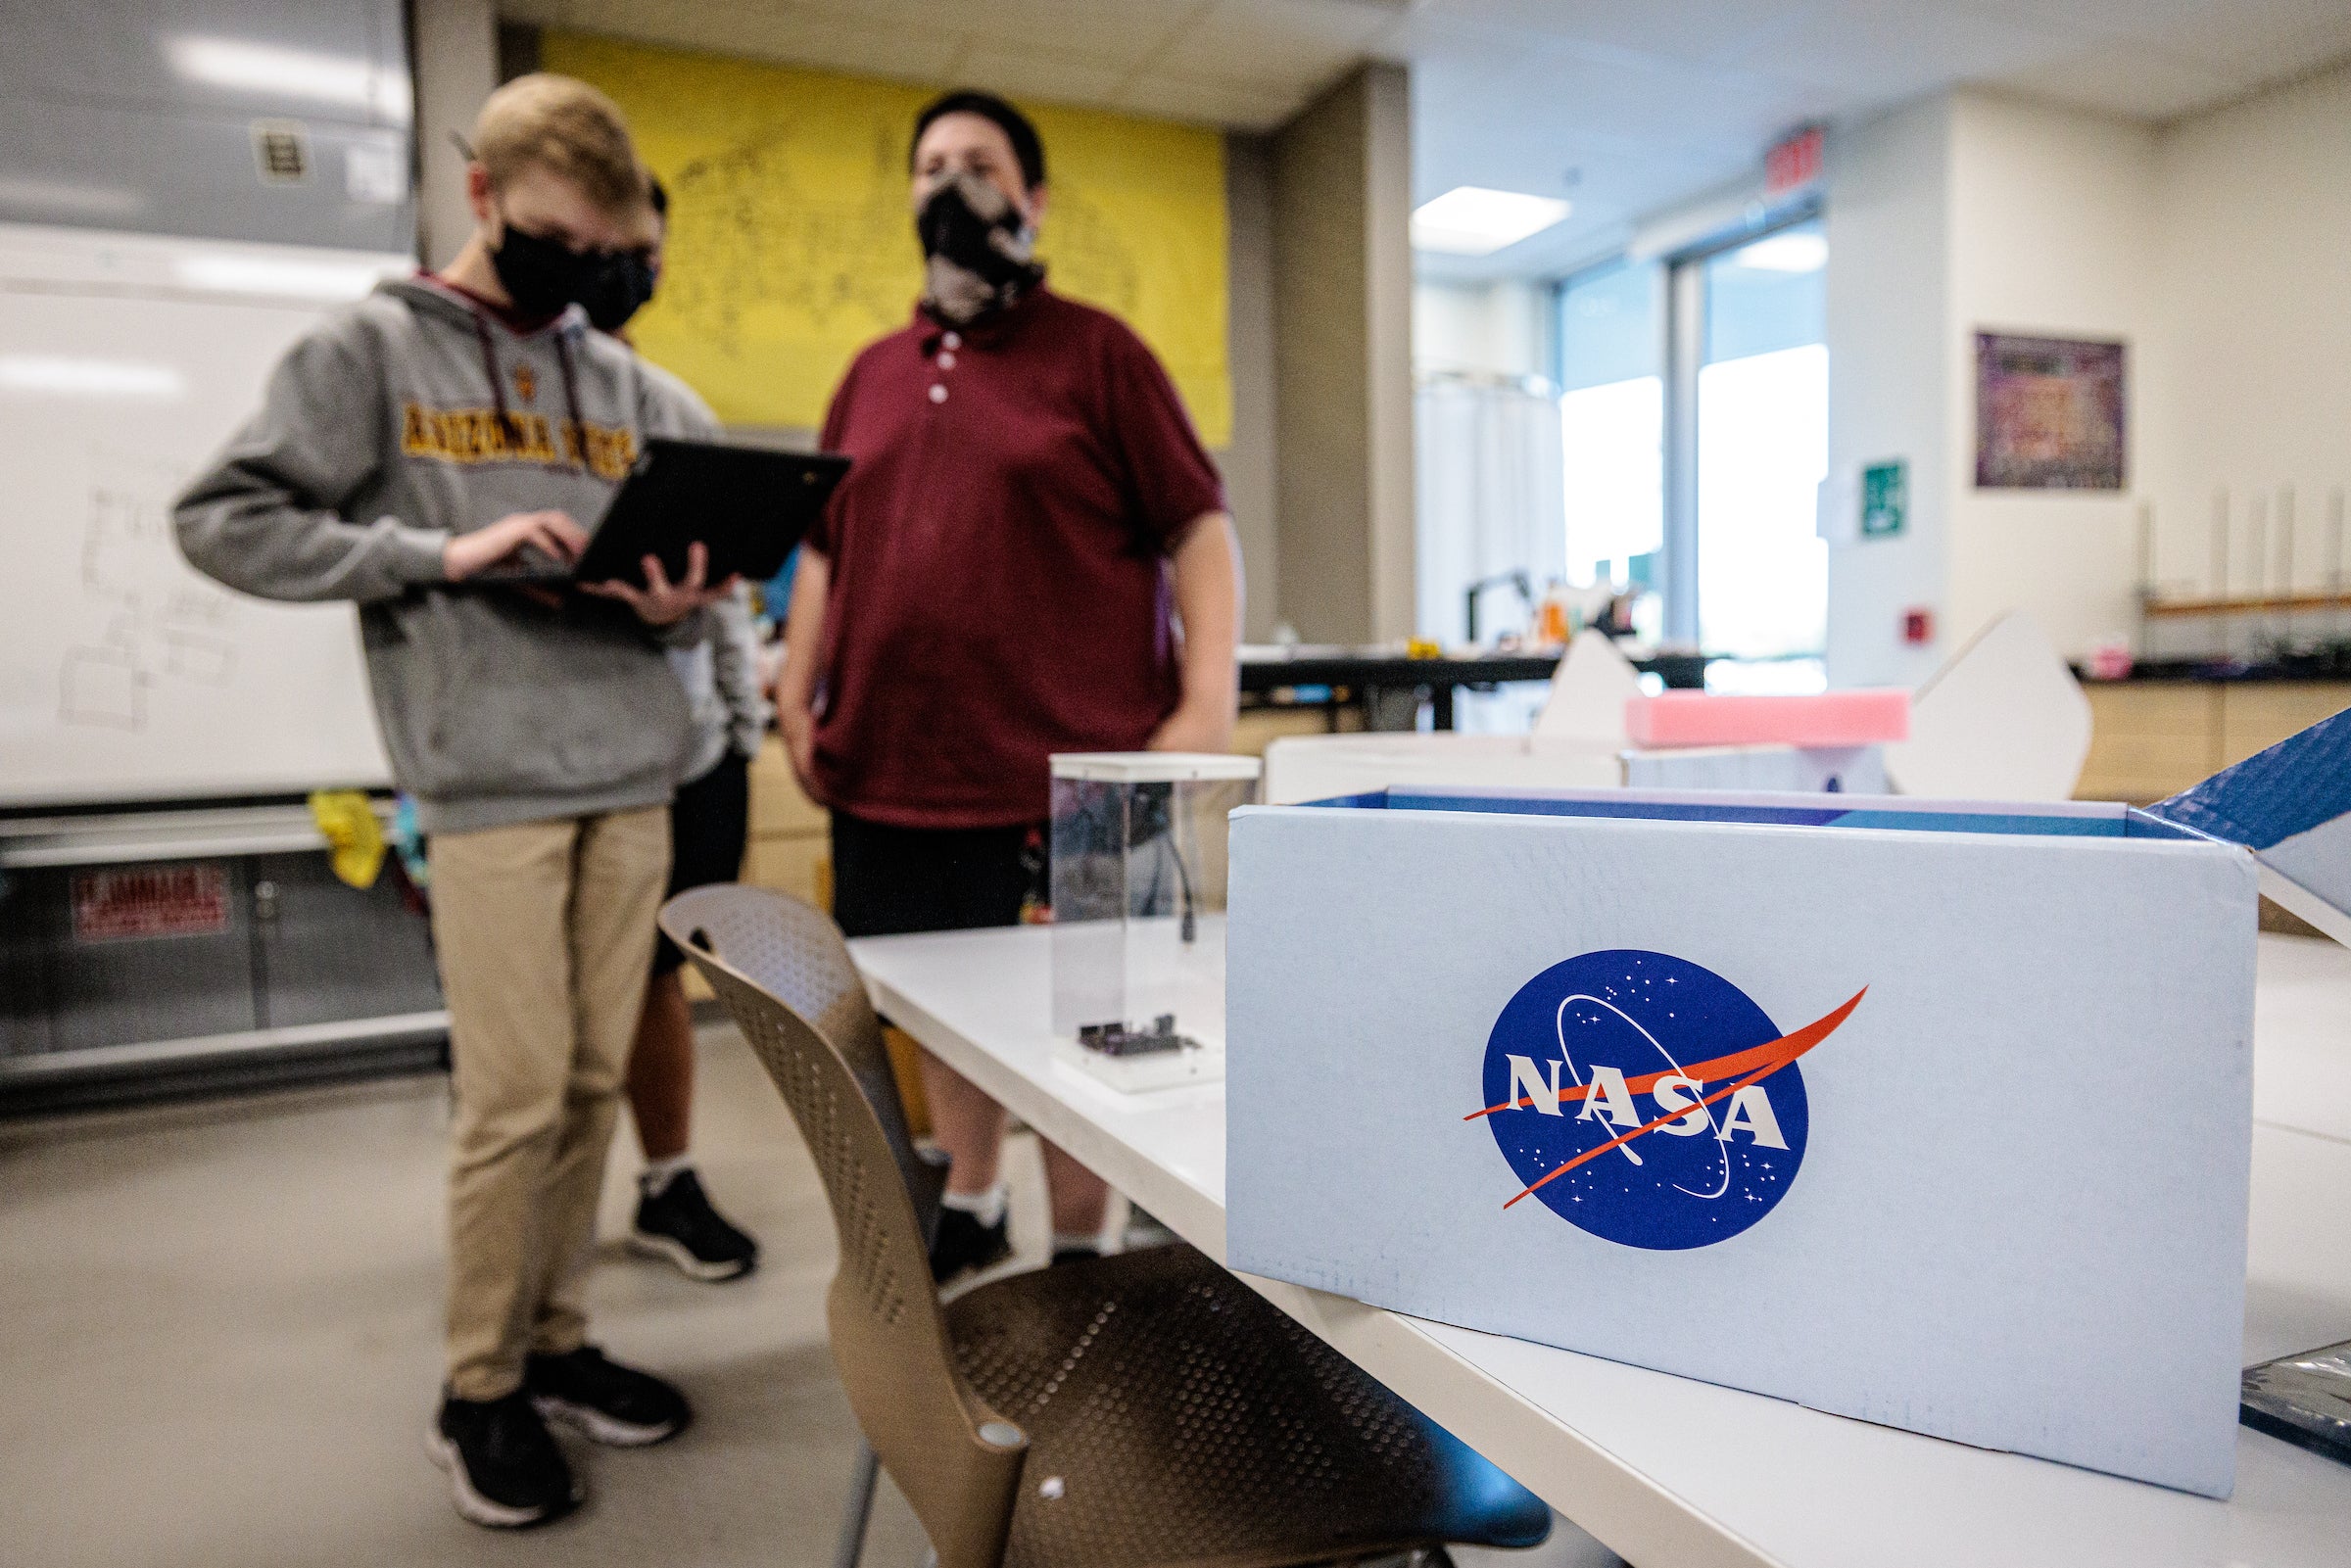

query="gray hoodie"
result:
[175,275,714,834]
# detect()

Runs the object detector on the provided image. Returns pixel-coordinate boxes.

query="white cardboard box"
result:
[1620,741,1886,793]
[1225,712,2351,1498]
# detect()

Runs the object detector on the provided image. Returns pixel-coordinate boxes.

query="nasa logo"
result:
[1467,950,1866,1251]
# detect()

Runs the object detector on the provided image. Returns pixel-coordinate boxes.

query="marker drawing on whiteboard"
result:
[58,446,242,732]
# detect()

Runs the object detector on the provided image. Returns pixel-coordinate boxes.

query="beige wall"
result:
[1823,96,1952,689]
[1943,90,2160,667]
[1826,91,2158,682]
[2144,61,2351,603]
[1269,64,1415,644]
[1825,67,2351,681]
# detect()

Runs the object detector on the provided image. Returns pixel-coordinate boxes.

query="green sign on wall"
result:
[1861,459,1907,539]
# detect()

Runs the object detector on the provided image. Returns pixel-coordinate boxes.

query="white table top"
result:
[853,924,2351,1568]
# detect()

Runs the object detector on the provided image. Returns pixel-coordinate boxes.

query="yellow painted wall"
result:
[541,31,1232,445]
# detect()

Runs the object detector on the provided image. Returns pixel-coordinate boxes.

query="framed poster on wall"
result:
[1975,333,2126,491]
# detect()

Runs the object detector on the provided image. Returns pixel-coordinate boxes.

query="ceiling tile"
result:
[501,0,2351,284]
[544,0,673,34]
[1991,39,2247,122]
[1406,14,1823,160]
[2143,7,2351,87]
[551,1,968,82]
[833,0,1206,68]
[1415,0,1822,71]
[1113,73,1304,131]
[1721,0,2082,102]
[1154,0,1397,90]
[951,47,1131,108]
[1942,0,2349,70]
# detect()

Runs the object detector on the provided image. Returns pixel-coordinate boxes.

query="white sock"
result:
[940,1182,1008,1229]
[1052,1229,1105,1257]
[640,1154,694,1197]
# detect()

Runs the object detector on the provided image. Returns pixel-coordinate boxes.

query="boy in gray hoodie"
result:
[175,74,731,1530]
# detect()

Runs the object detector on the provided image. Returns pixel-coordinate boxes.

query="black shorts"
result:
[829,810,1047,939]
[652,749,750,974]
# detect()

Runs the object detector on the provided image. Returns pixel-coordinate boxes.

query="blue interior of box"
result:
[1303,788,2201,841]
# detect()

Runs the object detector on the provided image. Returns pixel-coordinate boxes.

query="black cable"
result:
[1169,830,1196,944]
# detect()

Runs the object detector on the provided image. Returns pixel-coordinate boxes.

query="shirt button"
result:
[937,351,956,369]
[929,384,947,404]
[942,331,962,350]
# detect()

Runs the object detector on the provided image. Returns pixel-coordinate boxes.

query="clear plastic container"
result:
[1049,752,1261,1051]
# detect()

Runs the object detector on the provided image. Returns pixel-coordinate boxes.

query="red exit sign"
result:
[1765,125,1824,198]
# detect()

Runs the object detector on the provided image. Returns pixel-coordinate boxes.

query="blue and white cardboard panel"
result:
[2146,707,2351,948]
[1226,785,2262,1497]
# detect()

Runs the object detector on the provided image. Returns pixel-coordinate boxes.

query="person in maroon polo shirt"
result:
[774,90,1241,1282]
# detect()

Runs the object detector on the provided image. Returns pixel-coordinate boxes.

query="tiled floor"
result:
[0,1023,1617,1567]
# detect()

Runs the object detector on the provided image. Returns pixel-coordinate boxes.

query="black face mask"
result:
[491,217,655,330]
[914,174,1039,288]
[582,250,657,333]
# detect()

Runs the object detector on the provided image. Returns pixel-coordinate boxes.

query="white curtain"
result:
[1415,374,1567,645]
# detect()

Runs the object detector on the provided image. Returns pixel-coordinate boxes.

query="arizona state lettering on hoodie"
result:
[399,403,640,480]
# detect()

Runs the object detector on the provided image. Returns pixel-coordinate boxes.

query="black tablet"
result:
[482,437,848,587]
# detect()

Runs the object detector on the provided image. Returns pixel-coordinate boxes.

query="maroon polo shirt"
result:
[807,288,1225,829]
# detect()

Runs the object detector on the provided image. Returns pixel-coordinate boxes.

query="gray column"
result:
[1223,132,1281,642]
[1269,64,1415,644]
[409,0,499,270]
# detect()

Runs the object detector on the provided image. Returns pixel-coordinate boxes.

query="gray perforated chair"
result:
[661,882,947,1568]
[662,884,1555,1568]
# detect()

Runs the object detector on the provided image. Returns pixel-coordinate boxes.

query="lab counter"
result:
[1241,646,1707,731]
[2076,675,2351,803]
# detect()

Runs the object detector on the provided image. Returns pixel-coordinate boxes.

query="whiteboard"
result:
[0,224,410,806]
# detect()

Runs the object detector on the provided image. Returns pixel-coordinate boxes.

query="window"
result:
[1558,262,1662,594]
[1554,212,1828,681]
[1698,219,1828,663]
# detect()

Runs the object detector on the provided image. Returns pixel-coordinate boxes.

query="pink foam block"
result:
[1624,689,1911,749]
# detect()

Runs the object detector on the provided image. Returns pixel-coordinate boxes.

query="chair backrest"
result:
[660,887,1025,1568]
[659,883,948,1234]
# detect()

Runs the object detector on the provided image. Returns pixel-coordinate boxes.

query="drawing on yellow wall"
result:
[541,32,1232,446]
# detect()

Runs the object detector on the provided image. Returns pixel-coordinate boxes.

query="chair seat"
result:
[948,1243,1553,1568]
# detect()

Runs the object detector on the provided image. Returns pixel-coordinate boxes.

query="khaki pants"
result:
[429,807,670,1402]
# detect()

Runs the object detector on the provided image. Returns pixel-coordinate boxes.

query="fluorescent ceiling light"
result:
[1732,232,1827,273]
[175,252,397,302]
[166,35,410,119]
[0,356,187,401]
[1412,186,1572,257]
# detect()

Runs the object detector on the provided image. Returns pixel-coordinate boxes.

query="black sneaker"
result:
[1049,1243,1102,1268]
[629,1169,759,1282]
[929,1206,1012,1283]
[428,1389,580,1530]
[524,1346,692,1448]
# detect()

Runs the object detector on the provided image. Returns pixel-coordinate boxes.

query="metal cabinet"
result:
[0,805,446,1115]
[248,850,441,1029]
